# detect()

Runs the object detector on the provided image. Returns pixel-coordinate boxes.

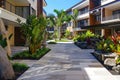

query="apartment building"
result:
[66,0,120,37]
[0,0,47,46]
[65,0,90,35]
[100,0,120,37]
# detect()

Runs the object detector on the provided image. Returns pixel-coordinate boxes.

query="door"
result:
[15,27,25,46]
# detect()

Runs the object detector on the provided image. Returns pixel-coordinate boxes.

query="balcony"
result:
[102,14,120,23]
[0,7,26,23]
[77,12,89,20]
[73,23,88,31]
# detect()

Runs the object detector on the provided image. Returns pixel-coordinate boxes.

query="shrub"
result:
[65,30,71,38]
[96,38,114,53]
[73,30,99,42]
[12,63,29,72]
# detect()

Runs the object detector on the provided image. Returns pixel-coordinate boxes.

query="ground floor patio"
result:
[16,42,120,80]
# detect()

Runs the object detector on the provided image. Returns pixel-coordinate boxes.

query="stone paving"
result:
[17,43,120,80]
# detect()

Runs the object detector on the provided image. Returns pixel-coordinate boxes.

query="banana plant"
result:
[21,15,47,54]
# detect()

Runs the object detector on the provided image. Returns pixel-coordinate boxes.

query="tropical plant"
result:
[47,10,72,40]
[71,9,78,36]
[54,9,70,40]
[47,14,57,41]
[96,38,114,53]
[73,30,97,42]
[21,15,47,54]
[65,30,71,38]
[0,34,7,48]
[116,55,120,64]
[0,33,13,48]
[115,44,120,54]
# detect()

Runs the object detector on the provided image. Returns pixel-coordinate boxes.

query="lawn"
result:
[56,38,72,42]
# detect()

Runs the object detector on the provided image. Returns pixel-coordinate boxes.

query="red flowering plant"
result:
[111,36,120,64]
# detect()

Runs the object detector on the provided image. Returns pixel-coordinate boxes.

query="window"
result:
[77,19,88,27]
[15,6,30,19]
[92,0,101,7]
[95,14,101,22]
[0,0,5,8]
[113,10,120,19]
[79,7,89,15]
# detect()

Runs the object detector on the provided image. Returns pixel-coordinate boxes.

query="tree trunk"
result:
[0,46,15,80]
[42,31,47,48]
[73,21,77,36]
[58,27,61,40]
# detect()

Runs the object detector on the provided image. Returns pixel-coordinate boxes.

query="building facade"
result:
[0,0,47,46]
[66,0,120,37]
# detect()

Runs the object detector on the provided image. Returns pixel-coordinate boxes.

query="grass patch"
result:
[56,39,70,42]
[12,48,51,60]
[12,63,29,79]
[13,63,29,72]
[48,41,57,44]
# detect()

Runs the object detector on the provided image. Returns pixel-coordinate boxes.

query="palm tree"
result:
[71,9,79,36]
[47,14,57,41]
[54,9,67,40]
[47,10,72,40]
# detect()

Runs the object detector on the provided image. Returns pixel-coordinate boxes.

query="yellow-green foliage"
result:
[116,56,120,64]
[73,30,97,42]
[96,38,114,53]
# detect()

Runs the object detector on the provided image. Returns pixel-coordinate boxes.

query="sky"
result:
[44,0,81,15]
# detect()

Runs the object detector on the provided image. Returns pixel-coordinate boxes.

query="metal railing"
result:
[102,14,120,21]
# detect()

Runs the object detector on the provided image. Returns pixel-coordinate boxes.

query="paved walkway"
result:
[18,43,120,80]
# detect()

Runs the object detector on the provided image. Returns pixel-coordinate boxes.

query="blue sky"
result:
[44,0,81,15]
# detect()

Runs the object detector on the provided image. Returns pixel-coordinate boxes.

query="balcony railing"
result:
[102,14,120,21]
[73,23,88,31]
[78,9,89,15]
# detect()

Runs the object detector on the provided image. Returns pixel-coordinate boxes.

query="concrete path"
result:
[18,43,119,80]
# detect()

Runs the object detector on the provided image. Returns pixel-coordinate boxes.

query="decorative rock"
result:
[0,46,15,80]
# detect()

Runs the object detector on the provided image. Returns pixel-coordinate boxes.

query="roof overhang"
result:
[12,0,29,6]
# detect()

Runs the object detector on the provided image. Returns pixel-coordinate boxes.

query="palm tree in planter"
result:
[47,14,57,41]
[71,9,78,36]
[21,15,47,54]
[53,9,68,40]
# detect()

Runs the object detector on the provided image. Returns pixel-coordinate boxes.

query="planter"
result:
[93,50,115,63]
